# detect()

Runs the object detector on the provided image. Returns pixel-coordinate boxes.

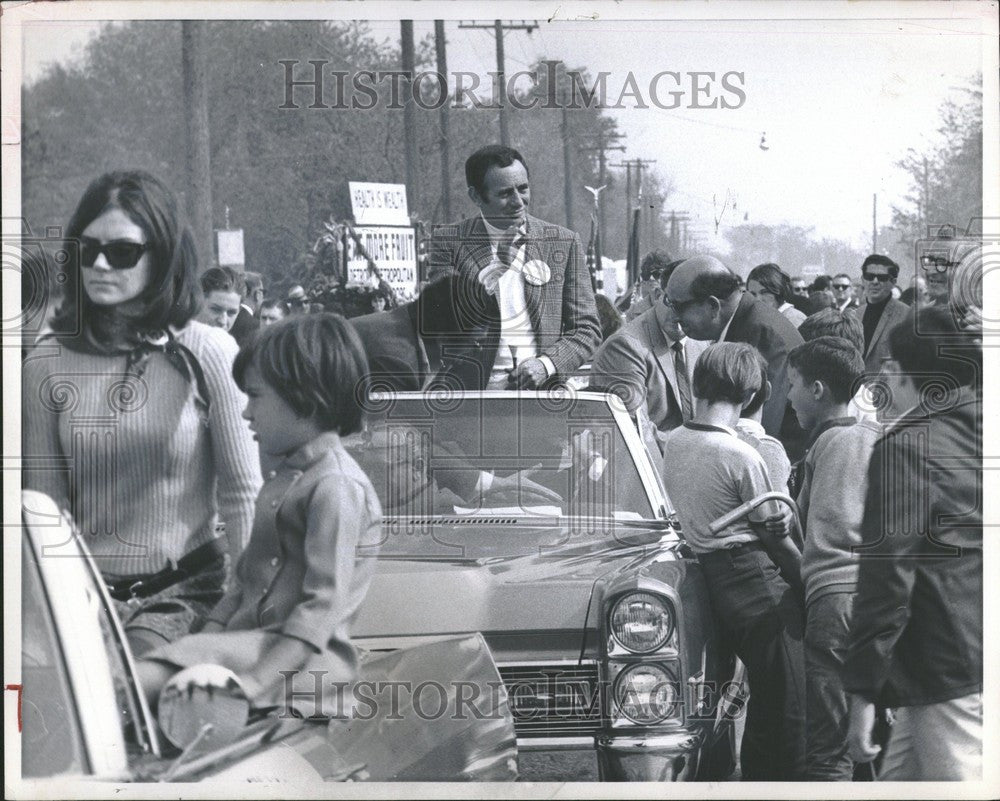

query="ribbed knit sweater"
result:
[22,321,262,577]
[797,419,882,605]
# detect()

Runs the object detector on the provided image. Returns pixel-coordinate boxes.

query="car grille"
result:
[498,662,603,737]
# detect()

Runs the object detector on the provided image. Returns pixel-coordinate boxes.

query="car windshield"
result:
[345,394,657,527]
[21,540,87,777]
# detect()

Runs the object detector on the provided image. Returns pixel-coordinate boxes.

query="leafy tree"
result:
[23,21,676,291]
[891,77,982,251]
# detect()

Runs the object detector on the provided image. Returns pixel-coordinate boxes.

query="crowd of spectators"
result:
[20,155,982,783]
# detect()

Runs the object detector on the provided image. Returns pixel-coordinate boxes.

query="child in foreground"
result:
[787,336,880,780]
[136,313,382,718]
[660,342,806,781]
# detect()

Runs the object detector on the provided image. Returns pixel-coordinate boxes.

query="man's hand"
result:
[847,694,882,764]
[507,357,548,389]
[491,464,562,505]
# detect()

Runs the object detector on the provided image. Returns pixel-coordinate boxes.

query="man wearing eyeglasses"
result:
[590,259,709,451]
[664,255,806,459]
[849,255,909,375]
[832,273,858,313]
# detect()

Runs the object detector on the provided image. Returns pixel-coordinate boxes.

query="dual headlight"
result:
[608,592,679,725]
[611,663,680,725]
[609,591,674,653]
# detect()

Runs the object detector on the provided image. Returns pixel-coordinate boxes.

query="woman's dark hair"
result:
[233,312,370,435]
[51,171,200,337]
[748,262,792,304]
[809,275,834,292]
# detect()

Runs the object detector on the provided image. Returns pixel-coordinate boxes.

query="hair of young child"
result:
[233,312,370,435]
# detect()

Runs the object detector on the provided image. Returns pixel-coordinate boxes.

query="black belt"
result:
[695,540,765,561]
[106,539,224,602]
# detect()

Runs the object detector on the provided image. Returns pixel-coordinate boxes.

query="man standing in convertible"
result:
[426,144,601,389]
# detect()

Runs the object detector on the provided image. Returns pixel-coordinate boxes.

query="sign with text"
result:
[349,182,410,226]
[216,229,245,267]
[346,225,418,298]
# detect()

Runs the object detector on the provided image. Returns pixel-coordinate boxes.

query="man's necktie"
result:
[672,340,694,421]
[479,228,523,295]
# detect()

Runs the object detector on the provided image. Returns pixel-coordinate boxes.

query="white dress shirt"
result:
[480,215,555,385]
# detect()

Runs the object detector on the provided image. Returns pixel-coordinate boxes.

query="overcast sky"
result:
[19,5,990,252]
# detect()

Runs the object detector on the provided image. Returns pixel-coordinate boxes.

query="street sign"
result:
[348,182,410,226]
[216,229,245,267]
[346,225,418,298]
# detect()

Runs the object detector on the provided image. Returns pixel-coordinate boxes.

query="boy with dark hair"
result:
[845,307,982,780]
[798,309,875,422]
[197,266,245,334]
[660,341,805,780]
[786,336,879,780]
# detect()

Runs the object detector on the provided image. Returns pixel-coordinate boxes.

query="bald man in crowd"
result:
[665,255,806,459]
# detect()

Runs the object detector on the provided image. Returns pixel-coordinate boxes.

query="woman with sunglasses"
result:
[23,171,261,655]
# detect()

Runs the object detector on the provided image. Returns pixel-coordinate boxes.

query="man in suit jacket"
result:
[665,255,806,459]
[590,261,709,436]
[229,271,264,349]
[350,276,491,392]
[849,255,911,375]
[427,145,601,390]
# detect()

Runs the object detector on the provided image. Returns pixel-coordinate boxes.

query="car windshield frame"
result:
[347,390,671,528]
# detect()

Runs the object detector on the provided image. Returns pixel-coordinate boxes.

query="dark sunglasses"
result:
[832,283,852,290]
[81,237,151,270]
[862,272,893,283]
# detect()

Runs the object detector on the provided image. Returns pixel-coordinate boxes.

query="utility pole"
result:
[921,157,930,237]
[611,157,657,254]
[181,21,213,270]
[580,123,625,246]
[664,210,691,254]
[400,21,418,212]
[561,100,574,227]
[434,20,451,221]
[872,192,877,253]
[458,20,537,145]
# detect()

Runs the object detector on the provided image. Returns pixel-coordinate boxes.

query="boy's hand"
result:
[161,663,247,699]
[763,505,794,538]
[847,695,882,764]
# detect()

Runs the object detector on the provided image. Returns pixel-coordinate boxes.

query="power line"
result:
[458,20,539,145]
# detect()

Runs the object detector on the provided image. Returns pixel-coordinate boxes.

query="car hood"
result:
[352,517,681,640]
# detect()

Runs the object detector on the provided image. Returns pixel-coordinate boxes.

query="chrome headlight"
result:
[612,663,679,725]
[609,591,674,653]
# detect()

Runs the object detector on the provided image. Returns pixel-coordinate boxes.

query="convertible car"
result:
[346,389,743,781]
[16,489,517,786]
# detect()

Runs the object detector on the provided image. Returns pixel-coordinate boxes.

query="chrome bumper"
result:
[595,727,705,781]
